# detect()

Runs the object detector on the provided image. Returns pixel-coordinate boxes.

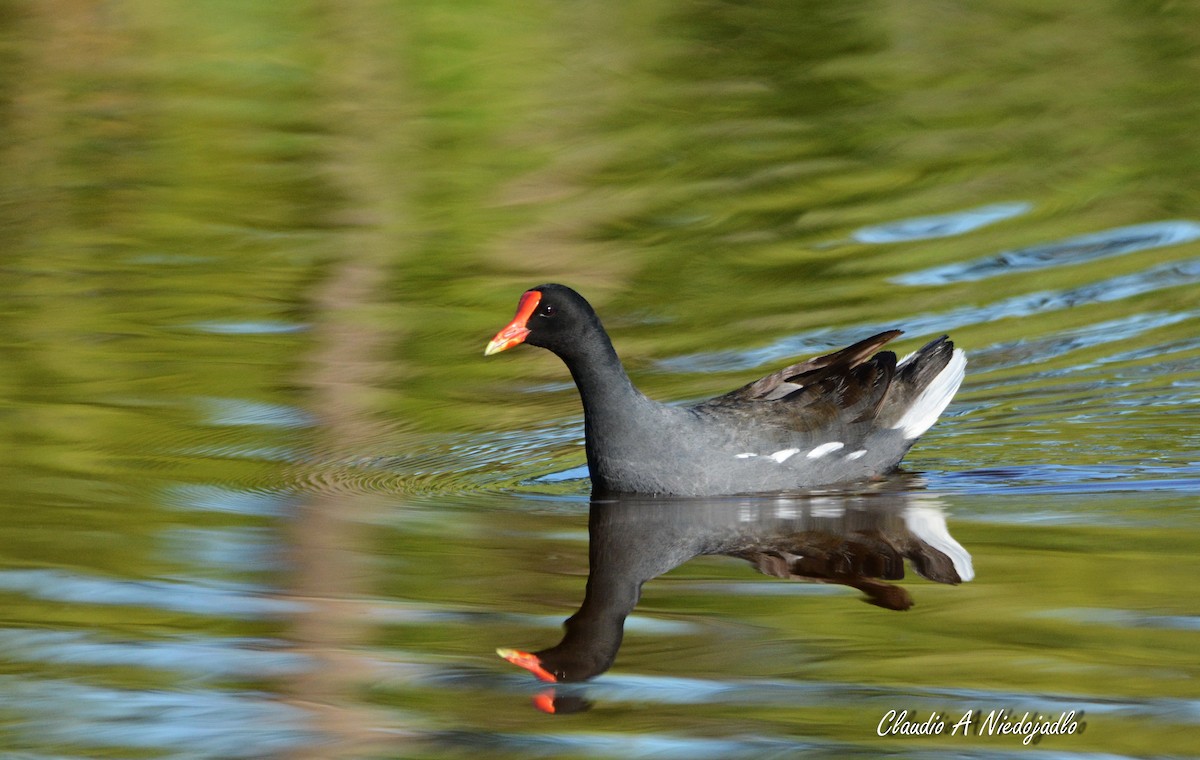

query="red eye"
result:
[541,304,556,317]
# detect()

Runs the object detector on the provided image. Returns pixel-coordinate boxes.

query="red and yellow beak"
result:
[496,647,558,683]
[484,290,542,356]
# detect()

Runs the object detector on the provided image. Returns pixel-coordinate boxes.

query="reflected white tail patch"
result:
[806,442,845,459]
[904,503,975,582]
[846,449,867,460]
[892,348,967,439]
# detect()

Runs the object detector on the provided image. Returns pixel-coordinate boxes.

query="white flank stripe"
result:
[892,348,967,439]
[846,449,867,460]
[806,441,845,459]
[734,452,758,459]
[768,448,801,463]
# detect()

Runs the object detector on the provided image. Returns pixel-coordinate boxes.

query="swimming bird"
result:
[485,284,965,496]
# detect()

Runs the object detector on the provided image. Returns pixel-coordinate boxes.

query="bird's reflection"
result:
[499,479,973,713]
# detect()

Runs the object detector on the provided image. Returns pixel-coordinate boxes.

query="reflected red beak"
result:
[532,690,557,714]
[497,647,558,683]
[484,290,542,356]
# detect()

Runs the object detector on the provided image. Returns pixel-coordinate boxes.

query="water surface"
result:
[1,1,1198,758]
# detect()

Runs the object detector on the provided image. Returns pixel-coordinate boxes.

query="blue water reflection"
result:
[853,202,1033,244]
[896,221,1200,285]
[1,676,314,758]
[0,569,305,618]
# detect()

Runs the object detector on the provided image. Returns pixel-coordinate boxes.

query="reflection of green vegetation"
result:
[0,0,1198,756]
[391,0,1200,441]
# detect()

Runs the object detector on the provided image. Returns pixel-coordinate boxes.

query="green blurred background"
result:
[1,1,1198,757]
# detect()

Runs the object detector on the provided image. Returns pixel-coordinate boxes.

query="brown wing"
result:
[706,330,902,404]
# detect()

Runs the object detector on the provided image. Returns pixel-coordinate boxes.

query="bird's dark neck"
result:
[546,314,666,491]
[557,325,637,404]
[554,323,654,443]
[536,575,635,682]
[536,501,666,681]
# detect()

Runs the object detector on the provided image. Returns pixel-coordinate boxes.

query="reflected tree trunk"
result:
[283,2,414,757]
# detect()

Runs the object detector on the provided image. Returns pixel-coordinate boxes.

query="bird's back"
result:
[594,334,965,496]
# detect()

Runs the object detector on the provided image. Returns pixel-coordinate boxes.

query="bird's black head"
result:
[484,283,602,358]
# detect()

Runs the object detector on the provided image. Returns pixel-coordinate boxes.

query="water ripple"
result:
[966,312,1196,374]
[934,464,1200,498]
[427,728,830,759]
[659,258,1200,374]
[164,483,290,516]
[188,320,309,335]
[0,675,314,758]
[516,669,1200,725]
[853,201,1033,244]
[895,220,1200,285]
[0,628,309,679]
[196,397,314,428]
[1032,608,1200,632]
[0,569,305,618]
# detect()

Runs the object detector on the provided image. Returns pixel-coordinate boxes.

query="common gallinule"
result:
[485,284,965,496]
